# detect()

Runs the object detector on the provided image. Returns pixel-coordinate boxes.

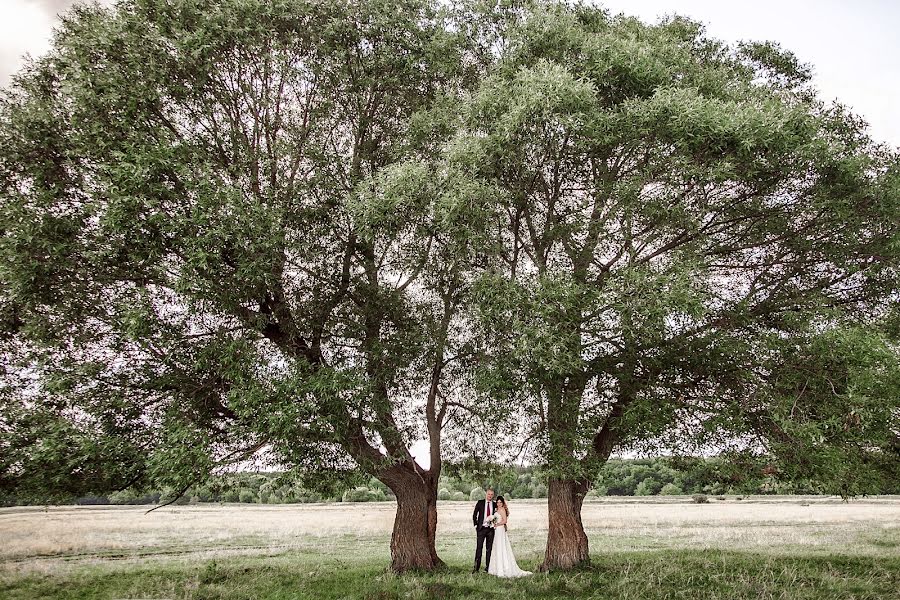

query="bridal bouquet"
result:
[486,513,500,528]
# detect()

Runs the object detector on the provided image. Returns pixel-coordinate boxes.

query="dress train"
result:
[487,525,532,578]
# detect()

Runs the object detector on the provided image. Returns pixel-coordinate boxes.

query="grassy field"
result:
[1,496,898,599]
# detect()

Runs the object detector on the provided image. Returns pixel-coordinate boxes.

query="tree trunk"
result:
[540,370,591,571]
[540,477,590,571]
[424,474,444,567]
[382,468,444,573]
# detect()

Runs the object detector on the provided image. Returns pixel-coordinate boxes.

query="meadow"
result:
[1,496,898,599]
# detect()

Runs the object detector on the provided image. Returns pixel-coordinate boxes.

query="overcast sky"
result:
[2,0,898,147]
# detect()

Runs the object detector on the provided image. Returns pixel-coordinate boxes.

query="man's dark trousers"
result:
[474,525,495,572]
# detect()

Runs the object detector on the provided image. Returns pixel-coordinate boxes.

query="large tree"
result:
[0,0,491,572]
[459,1,900,570]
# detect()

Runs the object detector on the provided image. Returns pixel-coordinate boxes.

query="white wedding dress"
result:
[487,510,532,578]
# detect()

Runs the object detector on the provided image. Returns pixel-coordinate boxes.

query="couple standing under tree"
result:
[471,488,532,577]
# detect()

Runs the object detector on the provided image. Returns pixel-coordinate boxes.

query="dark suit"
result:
[472,498,497,571]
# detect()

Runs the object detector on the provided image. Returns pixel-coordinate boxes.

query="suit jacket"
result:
[472,498,498,528]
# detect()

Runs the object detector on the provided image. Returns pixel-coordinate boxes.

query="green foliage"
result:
[586,485,607,498]
[459,0,900,495]
[0,0,485,525]
[598,459,679,496]
[443,458,523,498]
[220,489,240,503]
[737,40,813,88]
[107,489,139,505]
[7,452,900,507]
[634,480,654,496]
[342,487,387,503]
[660,483,683,496]
[756,327,900,498]
[193,486,213,503]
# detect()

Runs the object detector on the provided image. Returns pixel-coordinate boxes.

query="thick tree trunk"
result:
[380,466,445,573]
[540,370,592,571]
[540,477,590,571]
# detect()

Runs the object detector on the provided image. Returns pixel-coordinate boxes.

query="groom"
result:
[471,487,497,573]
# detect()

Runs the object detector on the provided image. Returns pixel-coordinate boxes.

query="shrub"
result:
[531,484,547,499]
[692,494,708,504]
[660,483,684,496]
[470,487,486,501]
[342,487,386,502]
[454,481,472,495]
[194,486,214,502]
[702,483,726,496]
[438,488,451,501]
[238,489,256,504]
[109,489,140,505]
[343,487,370,502]
[513,485,532,499]
[130,492,161,504]
[159,487,191,505]
[634,480,654,496]
[368,477,393,498]
[451,491,466,501]
[294,491,322,503]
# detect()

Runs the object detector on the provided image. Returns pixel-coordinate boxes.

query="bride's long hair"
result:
[496,496,509,515]
[496,496,509,530]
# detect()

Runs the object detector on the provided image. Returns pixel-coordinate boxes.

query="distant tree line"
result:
[4,456,897,507]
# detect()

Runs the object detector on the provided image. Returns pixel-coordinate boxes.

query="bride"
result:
[487,496,532,578]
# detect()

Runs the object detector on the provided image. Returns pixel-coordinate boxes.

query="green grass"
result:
[3,500,899,599]
[2,540,898,600]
